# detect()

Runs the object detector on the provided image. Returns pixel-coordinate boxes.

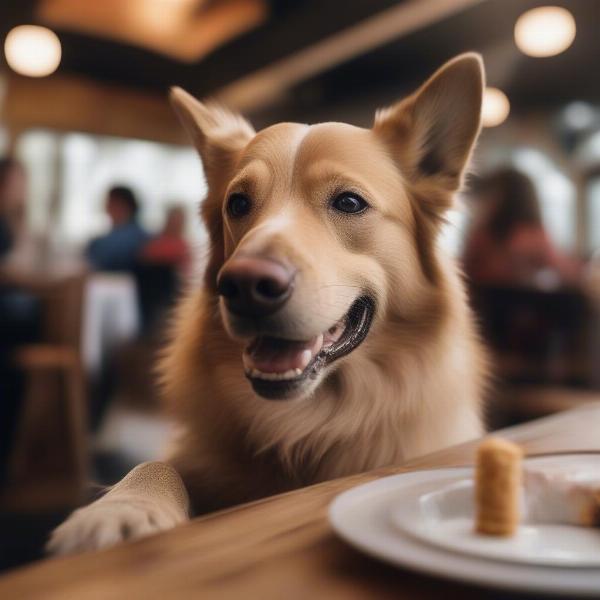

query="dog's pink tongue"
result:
[244,335,323,373]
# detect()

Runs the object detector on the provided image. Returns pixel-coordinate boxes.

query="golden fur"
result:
[162,53,487,512]
[49,53,488,554]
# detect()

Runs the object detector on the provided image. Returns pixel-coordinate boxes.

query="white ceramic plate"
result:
[329,454,600,596]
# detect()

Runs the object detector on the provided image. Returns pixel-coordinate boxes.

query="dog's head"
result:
[171,53,483,401]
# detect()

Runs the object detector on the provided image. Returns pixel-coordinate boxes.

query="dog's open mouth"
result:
[243,296,375,399]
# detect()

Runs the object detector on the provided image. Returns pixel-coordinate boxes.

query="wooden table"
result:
[2,404,599,599]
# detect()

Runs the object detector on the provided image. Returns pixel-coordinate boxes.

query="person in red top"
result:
[142,205,190,273]
[463,168,580,286]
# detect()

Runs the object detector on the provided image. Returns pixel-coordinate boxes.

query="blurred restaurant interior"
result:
[1,0,600,573]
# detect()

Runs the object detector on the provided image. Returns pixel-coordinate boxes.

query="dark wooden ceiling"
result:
[1,0,599,128]
[254,0,600,127]
[0,0,402,95]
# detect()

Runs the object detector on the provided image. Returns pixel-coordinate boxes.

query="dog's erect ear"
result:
[170,88,255,292]
[374,53,484,198]
[170,87,255,186]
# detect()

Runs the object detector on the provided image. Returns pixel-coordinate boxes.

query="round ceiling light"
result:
[482,87,510,128]
[514,6,576,57]
[4,25,62,77]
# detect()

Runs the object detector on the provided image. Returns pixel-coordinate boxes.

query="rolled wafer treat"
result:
[475,437,523,536]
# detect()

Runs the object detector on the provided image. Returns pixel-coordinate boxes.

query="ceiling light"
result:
[4,25,61,77]
[514,6,576,57]
[482,87,510,128]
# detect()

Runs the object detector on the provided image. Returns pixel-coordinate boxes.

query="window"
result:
[587,176,600,254]
[15,130,207,248]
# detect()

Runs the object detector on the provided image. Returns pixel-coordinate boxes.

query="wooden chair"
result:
[5,274,89,509]
[469,283,600,429]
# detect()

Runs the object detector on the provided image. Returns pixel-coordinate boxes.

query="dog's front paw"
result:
[47,494,185,556]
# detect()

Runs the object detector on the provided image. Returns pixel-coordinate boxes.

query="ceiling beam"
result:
[1,73,185,144]
[213,0,485,112]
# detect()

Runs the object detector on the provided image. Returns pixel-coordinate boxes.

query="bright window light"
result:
[4,25,61,77]
[514,6,576,58]
[562,101,596,131]
[482,87,510,128]
[587,179,600,253]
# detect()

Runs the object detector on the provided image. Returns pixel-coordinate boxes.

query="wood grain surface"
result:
[1,404,599,600]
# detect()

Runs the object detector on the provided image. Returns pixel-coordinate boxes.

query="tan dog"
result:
[49,53,487,555]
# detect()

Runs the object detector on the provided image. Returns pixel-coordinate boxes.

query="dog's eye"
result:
[227,193,252,218]
[331,192,368,214]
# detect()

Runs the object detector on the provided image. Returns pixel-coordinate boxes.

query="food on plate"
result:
[474,437,523,536]
[474,437,600,536]
[524,468,600,527]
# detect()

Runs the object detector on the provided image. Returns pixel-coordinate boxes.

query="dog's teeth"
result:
[250,369,280,381]
[312,333,324,354]
[248,367,303,381]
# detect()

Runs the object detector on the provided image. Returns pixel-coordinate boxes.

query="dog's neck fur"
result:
[242,253,483,480]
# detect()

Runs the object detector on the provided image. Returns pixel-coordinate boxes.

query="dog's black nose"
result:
[217,256,294,318]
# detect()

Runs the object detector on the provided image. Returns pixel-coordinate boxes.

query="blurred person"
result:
[0,157,35,274]
[86,186,149,272]
[463,168,580,286]
[134,206,190,335]
[0,157,41,488]
[141,205,190,273]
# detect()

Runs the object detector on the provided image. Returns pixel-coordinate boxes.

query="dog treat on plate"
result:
[524,469,600,527]
[475,437,523,536]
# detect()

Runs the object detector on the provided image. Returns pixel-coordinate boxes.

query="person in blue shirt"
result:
[87,186,150,272]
